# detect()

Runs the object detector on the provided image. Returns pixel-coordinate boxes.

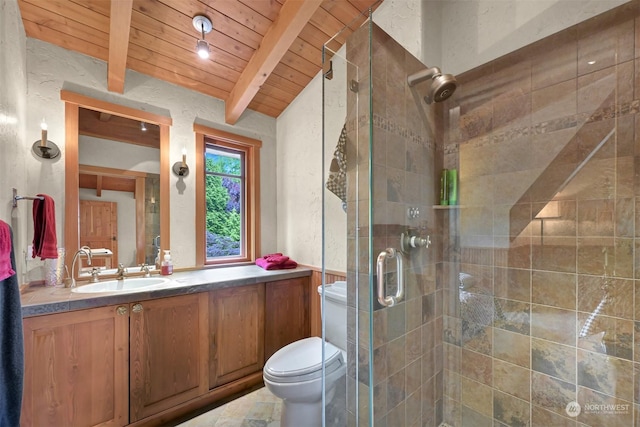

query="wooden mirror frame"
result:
[61,90,171,276]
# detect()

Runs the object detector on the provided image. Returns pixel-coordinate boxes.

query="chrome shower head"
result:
[407,66,457,104]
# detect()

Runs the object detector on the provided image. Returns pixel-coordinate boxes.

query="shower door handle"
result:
[376,248,404,307]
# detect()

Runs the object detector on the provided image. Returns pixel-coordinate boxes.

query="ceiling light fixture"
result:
[140,121,147,132]
[193,15,213,60]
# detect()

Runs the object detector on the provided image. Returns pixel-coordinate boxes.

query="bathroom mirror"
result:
[78,108,160,270]
[62,91,171,278]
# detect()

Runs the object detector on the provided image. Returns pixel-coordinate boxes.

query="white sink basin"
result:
[72,277,172,293]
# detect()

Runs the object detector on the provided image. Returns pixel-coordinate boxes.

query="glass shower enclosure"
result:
[322,11,442,426]
[322,2,638,427]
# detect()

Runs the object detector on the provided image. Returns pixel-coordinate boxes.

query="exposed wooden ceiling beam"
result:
[107,0,133,93]
[224,0,323,124]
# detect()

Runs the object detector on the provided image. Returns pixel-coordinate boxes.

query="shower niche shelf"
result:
[432,205,463,210]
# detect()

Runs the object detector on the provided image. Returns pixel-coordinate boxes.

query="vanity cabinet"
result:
[21,304,129,427]
[265,277,310,360]
[209,284,265,388]
[129,293,209,422]
[21,275,311,426]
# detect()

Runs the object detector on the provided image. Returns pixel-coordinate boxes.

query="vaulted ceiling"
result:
[17,0,381,124]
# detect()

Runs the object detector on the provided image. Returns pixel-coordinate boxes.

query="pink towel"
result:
[263,253,283,258]
[256,257,298,270]
[32,194,58,260]
[263,254,289,264]
[0,221,16,281]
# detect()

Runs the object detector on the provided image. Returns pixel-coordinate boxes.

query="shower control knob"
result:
[409,235,430,248]
[400,232,432,252]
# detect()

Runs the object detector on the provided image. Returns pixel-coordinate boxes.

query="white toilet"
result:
[263,281,347,427]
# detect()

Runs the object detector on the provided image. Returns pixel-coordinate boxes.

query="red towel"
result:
[32,194,58,260]
[255,257,298,270]
[0,220,15,281]
[263,253,283,258]
[263,254,289,264]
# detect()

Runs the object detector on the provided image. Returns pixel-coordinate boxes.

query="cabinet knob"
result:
[116,306,128,316]
[132,303,144,313]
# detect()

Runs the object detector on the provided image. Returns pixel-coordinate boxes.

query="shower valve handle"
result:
[400,232,431,252]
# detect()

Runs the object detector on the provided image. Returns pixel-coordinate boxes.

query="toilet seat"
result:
[264,337,344,384]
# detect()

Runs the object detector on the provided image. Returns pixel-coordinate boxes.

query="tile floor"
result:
[175,387,282,427]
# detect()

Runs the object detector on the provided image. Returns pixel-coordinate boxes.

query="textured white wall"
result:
[422,1,443,68]
[276,74,324,268]
[0,0,28,281]
[276,46,348,271]
[23,38,277,272]
[441,0,629,75]
[373,0,425,61]
[79,136,160,174]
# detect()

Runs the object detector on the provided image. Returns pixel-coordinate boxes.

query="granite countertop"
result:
[20,265,312,318]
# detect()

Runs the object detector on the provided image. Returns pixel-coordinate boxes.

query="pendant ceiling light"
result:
[193,15,213,60]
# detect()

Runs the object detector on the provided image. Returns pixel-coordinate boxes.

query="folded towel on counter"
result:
[256,255,298,270]
[0,221,16,281]
[32,194,58,260]
[262,252,283,258]
[88,248,113,255]
[263,254,289,264]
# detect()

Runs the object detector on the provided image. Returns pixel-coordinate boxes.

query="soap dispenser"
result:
[161,250,173,275]
[155,248,161,270]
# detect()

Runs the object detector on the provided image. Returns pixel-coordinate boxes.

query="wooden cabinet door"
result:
[209,284,265,388]
[264,277,310,360]
[21,305,129,427]
[129,293,209,422]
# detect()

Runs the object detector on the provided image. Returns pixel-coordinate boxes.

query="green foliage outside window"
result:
[205,148,243,257]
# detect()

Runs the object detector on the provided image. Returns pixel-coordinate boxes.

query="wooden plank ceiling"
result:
[17,0,381,124]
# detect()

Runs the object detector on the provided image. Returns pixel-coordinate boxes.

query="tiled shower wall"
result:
[144,173,160,266]
[344,21,443,426]
[441,2,640,426]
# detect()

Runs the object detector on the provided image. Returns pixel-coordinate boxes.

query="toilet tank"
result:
[317,281,347,351]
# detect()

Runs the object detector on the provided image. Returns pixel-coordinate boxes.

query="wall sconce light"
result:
[32,118,60,159]
[193,15,213,59]
[140,121,147,132]
[173,147,189,177]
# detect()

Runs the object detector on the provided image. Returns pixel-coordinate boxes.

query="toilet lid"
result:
[264,337,343,383]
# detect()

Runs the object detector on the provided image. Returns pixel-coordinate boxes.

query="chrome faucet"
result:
[116,263,128,281]
[140,264,151,278]
[69,247,92,288]
[90,268,100,283]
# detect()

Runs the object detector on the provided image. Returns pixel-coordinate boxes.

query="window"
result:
[195,124,261,266]
[205,146,243,258]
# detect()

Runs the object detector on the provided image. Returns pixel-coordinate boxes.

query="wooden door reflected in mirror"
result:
[79,200,117,268]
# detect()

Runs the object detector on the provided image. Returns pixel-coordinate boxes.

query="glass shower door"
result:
[321,13,373,426]
[322,13,443,426]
